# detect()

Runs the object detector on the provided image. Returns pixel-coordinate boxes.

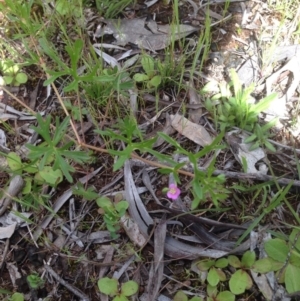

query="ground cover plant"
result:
[0,0,300,300]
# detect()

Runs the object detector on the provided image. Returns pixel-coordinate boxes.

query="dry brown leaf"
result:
[170,113,213,146]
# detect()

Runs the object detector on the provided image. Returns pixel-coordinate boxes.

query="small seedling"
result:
[133,55,162,89]
[98,277,138,301]
[96,196,129,238]
[27,273,44,289]
[0,60,28,86]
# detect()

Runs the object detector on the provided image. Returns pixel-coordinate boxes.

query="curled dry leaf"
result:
[170,113,213,146]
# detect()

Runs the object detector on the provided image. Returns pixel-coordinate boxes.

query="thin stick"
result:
[44,263,90,301]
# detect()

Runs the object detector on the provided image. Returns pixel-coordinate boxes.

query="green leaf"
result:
[229,270,252,295]
[114,154,130,171]
[149,75,161,87]
[15,72,28,84]
[206,284,218,298]
[55,155,73,183]
[133,73,149,82]
[244,134,257,143]
[141,55,155,77]
[22,178,32,194]
[96,196,112,209]
[197,259,215,271]
[207,267,220,286]
[115,201,129,215]
[215,258,228,269]
[241,251,256,268]
[173,291,188,301]
[121,280,138,296]
[289,229,300,249]
[264,238,289,262]
[228,255,241,268]
[7,152,22,173]
[98,277,118,296]
[264,140,276,152]
[3,75,13,84]
[289,250,300,267]
[55,0,69,15]
[39,166,63,186]
[252,258,273,273]
[11,292,24,301]
[285,264,300,293]
[216,268,226,281]
[251,93,277,114]
[216,291,235,301]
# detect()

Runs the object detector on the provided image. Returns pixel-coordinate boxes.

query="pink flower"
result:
[167,184,181,200]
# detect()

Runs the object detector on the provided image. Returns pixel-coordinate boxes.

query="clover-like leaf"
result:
[228,255,241,268]
[264,238,289,262]
[229,270,252,295]
[121,280,138,297]
[216,291,235,301]
[285,264,300,293]
[98,277,118,296]
[252,258,273,273]
[241,251,256,268]
[207,267,220,286]
[15,72,28,84]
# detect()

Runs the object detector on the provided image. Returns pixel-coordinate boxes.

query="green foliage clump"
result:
[203,69,277,151]
[98,277,138,301]
[0,60,28,86]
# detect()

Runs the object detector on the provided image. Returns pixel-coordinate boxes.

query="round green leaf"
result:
[96,196,112,209]
[207,267,220,286]
[241,251,256,268]
[228,255,241,268]
[264,239,289,262]
[98,277,118,296]
[133,73,149,82]
[252,258,273,273]
[215,258,228,268]
[22,178,32,195]
[15,72,28,84]
[55,0,69,15]
[121,280,138,296]
[3,75,13,84]
[149,75,161,88]
[285,264,300,293]
[7,152,22,173]
[39,166,63,186]
[11,292,24,301]
[173,291,188,301]
[115,201,129,214]
[216,291,235,301]
[229,270,252,295]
